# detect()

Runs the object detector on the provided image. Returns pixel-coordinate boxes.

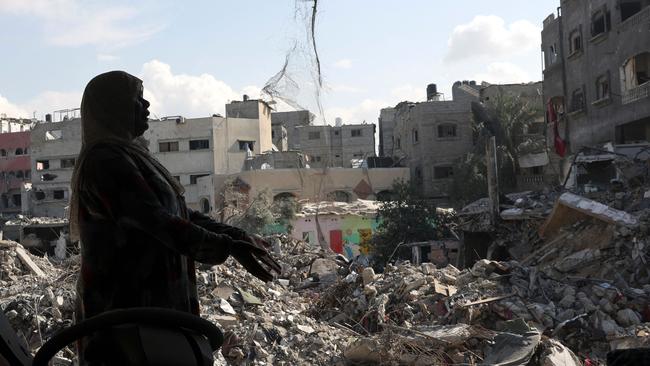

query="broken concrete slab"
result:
[541,192,638,238]
[482,329,541,366]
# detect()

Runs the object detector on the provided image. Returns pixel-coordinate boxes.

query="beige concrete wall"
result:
[30,118,82,217]
[213,167,410,209]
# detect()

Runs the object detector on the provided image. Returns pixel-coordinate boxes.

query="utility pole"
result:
[486,136,500,225]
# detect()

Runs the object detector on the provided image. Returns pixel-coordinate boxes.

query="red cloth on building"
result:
[547,99,567,157]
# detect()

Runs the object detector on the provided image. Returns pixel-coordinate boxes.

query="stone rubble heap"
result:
[1,211,650,365]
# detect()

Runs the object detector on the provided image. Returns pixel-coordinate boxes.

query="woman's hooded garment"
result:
[70,71,244,322]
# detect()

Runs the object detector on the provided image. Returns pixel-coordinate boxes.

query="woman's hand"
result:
[230,235,281,282]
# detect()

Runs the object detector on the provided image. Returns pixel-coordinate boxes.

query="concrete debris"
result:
[3,187,650,366]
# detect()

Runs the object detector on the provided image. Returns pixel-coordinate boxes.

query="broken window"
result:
[24,170,30,179]
[15,171,23,179]
[308,131,321,140]
[15,148,23,155]
[621,1,643,22]
[302,231,313,244]
[53,190,65,199]
[11,194,20,206]
[434,166,454,179]
[591,9,611,37]
[190,174,210,185]
[45,130,63,141]
[395,137,401,149]
[238,140,255,151]
[159,141,179,152]
[414,166,423,185]
[569,28,582,55]
[621,52,650,91]
[334,130,340,136]
[412,129,419,143]
[569,87,586,112]
[172,175,180,183]
[271,130,276,139]
[200,198,210,214]
[60,158,76,168]
[36,160,49,171]
[548,44,558,65]
[438,124,457,138]
[41,173,57,181]
[312,155,322,162]
[189,139,210,150]
[0,149,6,157]
[351,129,362,137]
[596,73,611,101]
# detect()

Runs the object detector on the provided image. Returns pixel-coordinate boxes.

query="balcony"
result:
[622,82,650,104]
[619,5,650,33]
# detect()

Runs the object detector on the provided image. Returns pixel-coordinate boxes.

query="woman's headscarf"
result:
[69,71,184,242]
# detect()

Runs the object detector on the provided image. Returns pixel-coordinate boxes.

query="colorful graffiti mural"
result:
[290,214,382,260]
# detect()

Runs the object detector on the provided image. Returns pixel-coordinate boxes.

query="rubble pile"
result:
[2,194,650,365]
[0,240,77,362]
[196,234,354,365]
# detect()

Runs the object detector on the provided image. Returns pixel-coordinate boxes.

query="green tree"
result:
[228,190,275,235]
[450,92,542,206]
[370,180,438,268]
[271,195,300,232]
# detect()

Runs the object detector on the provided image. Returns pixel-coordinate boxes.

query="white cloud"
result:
[328,84,365,93]
[0,0,162,49]
[0,91,81,119]
[474,62,532,84]
[445,15,540,62]
[333,59,353,69]
[0,94,30,118]
[140,60,260,118]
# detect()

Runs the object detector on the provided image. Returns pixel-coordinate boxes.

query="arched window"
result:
[273,192,296,202]
[200,198,210,214]
[327,190,351,203]
[376,190,395,201]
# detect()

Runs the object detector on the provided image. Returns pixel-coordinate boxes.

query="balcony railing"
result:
[622,82,650,104]
[619,6,650,33]
[516,174,558,191]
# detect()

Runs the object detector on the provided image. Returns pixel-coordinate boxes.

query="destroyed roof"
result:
[297,199,381,217]
[3,216,68,227]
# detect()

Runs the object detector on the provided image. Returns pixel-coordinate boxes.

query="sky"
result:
[0,0,559,125]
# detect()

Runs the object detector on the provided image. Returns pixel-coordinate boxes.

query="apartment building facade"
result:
[294,123,376,168]
[542,0,650,160]
[0,130,31,215]
[30,118,82,217]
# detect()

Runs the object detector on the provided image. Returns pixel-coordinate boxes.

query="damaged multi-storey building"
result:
[294,121,376,168]
[0,118,32,216]
[143,98,273,213]
[379,82,480,202]
[270,110,315,151]
[542,0,650,181]
[379,81,548,202]
[29,111,82,218]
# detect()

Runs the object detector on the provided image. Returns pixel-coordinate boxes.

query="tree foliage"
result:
[450,92,542,206]
[370,180,438,268]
